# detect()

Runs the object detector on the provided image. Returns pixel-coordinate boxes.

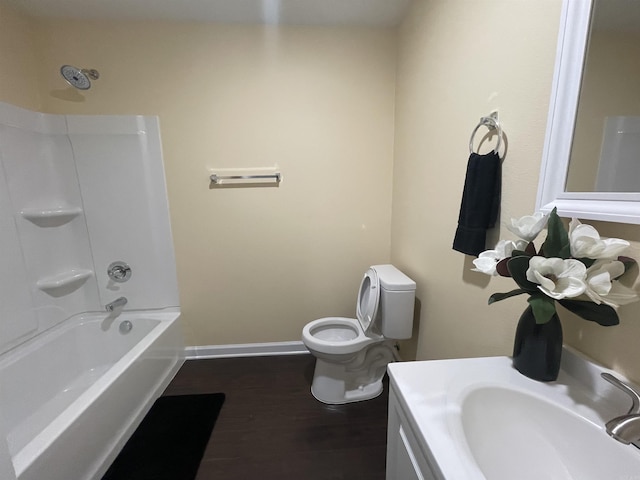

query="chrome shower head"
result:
[60,65,100,90]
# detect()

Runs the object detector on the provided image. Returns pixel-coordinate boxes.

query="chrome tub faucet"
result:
[105,296,128,312]
[602,372,640,449]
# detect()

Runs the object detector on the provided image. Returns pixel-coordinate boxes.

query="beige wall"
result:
[392,0,640,384]
[0,3,41,109]
[18,17,398,345]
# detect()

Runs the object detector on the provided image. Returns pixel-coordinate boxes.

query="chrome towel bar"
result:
[209,173,281,185]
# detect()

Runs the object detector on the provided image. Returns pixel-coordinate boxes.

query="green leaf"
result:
[506,256,538,292]
[511,241,537,258]
[558,299,620,326]
[528,294,557,324]
[488,289,528,305]
[542,208,571,259]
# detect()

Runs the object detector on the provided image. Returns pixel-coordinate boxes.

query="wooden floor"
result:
[162,354,389,480]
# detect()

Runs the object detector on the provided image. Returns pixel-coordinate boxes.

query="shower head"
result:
[60,65,100,90]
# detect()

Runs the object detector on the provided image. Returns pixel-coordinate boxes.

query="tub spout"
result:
[105,296,128,312]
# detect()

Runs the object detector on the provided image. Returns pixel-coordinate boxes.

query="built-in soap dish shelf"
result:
[37,269,93,296]
[21,207,83,227]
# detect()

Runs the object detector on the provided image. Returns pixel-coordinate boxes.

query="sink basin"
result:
[387,348,640,479]
[461,386,640,480]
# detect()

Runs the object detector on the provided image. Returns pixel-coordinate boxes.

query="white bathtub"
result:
[0,309,185,480]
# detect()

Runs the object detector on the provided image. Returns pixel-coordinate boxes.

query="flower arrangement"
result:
[472,208,638,326]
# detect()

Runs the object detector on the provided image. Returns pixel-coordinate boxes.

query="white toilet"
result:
[301,264,416,404]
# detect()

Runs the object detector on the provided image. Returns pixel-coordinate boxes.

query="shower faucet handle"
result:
[108,261,132,283]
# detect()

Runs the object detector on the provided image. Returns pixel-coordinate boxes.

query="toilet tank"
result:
[373,265,416,339]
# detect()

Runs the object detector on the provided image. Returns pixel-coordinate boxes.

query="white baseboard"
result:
[185,340,310,360]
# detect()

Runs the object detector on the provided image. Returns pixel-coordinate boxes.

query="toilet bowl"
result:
[301,265,416,404]
[302,317,377,361]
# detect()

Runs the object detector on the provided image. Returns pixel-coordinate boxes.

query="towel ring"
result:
[469,112,502,155]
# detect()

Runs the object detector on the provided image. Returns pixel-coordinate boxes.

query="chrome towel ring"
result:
[469,111,502,155]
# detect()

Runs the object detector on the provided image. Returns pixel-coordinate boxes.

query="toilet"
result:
[301,264,416,404]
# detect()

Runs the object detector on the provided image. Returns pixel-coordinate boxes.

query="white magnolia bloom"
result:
[506,212,548,242]
[569,218,630,259]
[472,239,527,276]
[585,260,638,307]
[526,256,587,300]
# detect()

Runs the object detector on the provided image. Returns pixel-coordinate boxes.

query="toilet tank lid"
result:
[371,264,416,291]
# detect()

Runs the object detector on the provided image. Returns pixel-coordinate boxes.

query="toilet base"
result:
[309,343,394,404]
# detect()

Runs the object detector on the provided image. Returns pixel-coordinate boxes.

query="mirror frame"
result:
[536,0,640,224]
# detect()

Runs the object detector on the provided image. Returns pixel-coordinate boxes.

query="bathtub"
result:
[0,309,185,480]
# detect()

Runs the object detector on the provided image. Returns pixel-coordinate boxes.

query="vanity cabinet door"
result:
[393,424,424,480]
[386,388,437,480]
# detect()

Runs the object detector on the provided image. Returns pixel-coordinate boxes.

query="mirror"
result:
[536,0,640,224]
[566,0,640,193]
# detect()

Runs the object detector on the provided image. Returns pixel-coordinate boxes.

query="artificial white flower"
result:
[569,218,630,259]
[506,212,548,242]
[585,260,638,307]
[472,240,527,276]
[526,256,587,300]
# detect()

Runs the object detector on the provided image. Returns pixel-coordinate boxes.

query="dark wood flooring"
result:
[162,354,389,480]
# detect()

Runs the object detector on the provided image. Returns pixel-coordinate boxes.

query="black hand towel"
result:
[453,151,502,256]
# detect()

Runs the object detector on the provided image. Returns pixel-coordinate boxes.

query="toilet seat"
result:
[302,317,378,355]
[356,267,380,333]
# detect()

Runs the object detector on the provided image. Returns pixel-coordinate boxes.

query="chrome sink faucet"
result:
[105,296,128,312]
[601,372,640,449]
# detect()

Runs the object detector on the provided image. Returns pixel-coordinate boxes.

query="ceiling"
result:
[5,0,412,26]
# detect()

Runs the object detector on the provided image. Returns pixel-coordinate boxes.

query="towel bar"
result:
[209,173,281,185]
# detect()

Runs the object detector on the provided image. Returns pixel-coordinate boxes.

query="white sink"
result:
[461,385,640,480]
[387,348,640,479]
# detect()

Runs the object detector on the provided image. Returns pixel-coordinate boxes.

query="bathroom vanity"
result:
[385,349,640,480]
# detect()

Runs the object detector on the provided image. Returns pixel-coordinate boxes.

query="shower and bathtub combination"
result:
[0,100,184,479]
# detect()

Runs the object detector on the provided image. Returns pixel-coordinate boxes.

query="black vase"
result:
[512,305,563,382]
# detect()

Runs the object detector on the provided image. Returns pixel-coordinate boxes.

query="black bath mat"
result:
[102,393,225,480]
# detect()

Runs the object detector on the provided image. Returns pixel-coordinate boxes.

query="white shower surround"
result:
[0,102,184,479]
